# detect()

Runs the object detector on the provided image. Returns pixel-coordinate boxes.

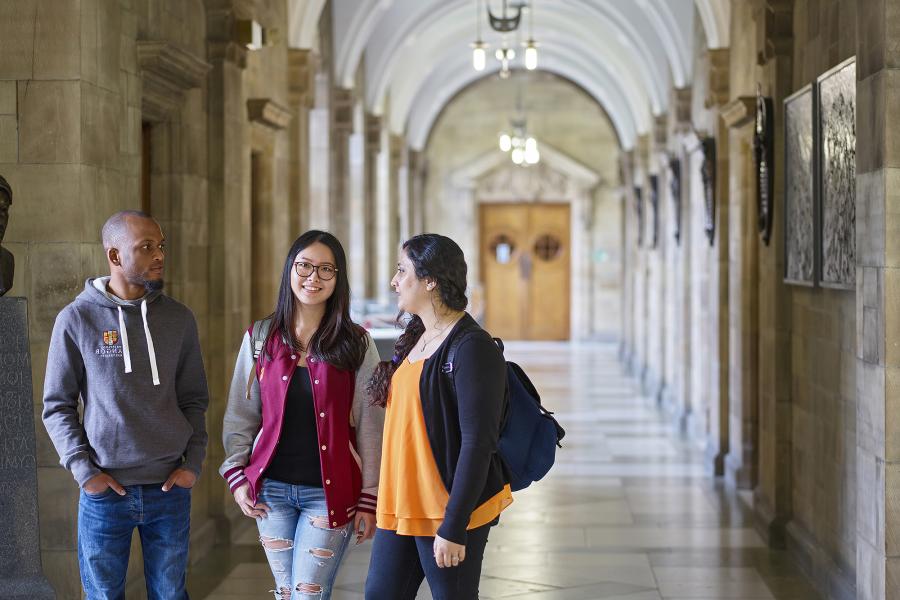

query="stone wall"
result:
[0,0,309,596]
[783,1,858,594]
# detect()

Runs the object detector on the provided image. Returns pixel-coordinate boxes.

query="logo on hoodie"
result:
[95,329,123,357]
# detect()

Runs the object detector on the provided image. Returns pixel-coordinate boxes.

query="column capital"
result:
[721,96,756,129]
[205,1,251,68]
[755,0,793,66]
[288,49,316,109]
[332,87,354,134]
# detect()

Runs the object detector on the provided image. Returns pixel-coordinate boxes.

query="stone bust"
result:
[0,175,13,296]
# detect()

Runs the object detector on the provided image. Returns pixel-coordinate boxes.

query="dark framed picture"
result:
[700,137,716,246]
[649,175,659,249]
[817,57,856,290]
[668,157,682,245]
[754,88,775,246]
[634,185,644,247]
[783,84,816,286]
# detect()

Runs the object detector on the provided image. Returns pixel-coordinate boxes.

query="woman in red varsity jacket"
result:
[220,230,383,600]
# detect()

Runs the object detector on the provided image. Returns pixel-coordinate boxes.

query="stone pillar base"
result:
[785,519,855,600]
[724,452,755,489]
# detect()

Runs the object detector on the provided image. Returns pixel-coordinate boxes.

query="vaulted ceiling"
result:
[287,0,731,150]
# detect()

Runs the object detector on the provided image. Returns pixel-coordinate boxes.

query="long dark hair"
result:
[367,234,468,406]
[265,230,367,372]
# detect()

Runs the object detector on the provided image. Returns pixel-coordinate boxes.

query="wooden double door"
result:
[480,203,571,340]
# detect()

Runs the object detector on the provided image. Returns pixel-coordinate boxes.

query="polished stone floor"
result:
[190,342,821,600]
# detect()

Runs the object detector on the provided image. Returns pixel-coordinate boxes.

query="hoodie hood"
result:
[80,276,163,307]
[78,277,162,386]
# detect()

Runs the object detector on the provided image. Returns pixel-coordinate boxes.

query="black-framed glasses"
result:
[294,261,338,280]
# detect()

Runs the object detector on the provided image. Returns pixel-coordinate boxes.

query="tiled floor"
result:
[190,342,821,600]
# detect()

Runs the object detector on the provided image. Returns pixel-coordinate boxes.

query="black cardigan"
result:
[419,313,509,544]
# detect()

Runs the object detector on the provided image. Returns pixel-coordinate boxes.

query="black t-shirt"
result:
[264,367,323,487]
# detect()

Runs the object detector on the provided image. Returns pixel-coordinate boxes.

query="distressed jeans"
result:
[78,484,192,600]
[256,479,354,599]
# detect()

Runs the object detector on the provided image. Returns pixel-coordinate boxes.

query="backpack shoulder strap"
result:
[245,318,273,399]
[442,333,505,391]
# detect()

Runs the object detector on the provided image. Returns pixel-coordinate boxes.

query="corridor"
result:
[188,343,820,600]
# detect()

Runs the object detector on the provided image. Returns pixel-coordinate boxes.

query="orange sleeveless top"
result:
[376,358,513,536]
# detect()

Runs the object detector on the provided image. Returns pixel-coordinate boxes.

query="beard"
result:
[143,278,165,293]
[125,271,165,294]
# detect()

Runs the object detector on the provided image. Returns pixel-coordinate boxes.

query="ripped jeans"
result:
[256,479,353,600]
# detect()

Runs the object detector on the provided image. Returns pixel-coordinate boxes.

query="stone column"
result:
[721,96,759,486]
[205,0,249,535]
[645,115,668,399]
[330,87,353,243]
[662,88,692,419]
[855,0,900,595]
[753,0,794,547]
[308,71,332,230]
[287,49,315,231]
[408,150,427,235]
[364,114,382,298]
[691,49,731,463]
[618,151,637,365]
[347,103,367,297]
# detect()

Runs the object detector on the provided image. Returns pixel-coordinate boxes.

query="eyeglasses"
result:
[294,261,338,281]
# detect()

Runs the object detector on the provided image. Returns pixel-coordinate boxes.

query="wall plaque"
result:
[700,137,716,246]
[649,175,660,249]
[754,88,774,245]
[668,158,682,245]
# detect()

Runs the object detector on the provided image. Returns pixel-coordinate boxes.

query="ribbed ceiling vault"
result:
[287,0,731,150]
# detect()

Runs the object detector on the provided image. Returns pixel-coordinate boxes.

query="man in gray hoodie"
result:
[42,210,209,600]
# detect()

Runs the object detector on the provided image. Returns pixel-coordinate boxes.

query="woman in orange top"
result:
[365,234,512,600]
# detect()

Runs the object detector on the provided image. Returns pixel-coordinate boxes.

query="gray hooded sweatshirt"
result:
[42,277,209,487]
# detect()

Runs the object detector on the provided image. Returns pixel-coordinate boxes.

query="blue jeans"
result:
[78,484,192,600]
[364,524,492,600]
[255,479,354,600]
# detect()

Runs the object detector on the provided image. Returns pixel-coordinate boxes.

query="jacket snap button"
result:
[325,479,331,485]
[281,375,288,381]
[290,355,296,360]
[321,445,327,450]
[332,521,337,526]
[319,412,325,418]
[330,510,334,515]
[314,379,320,384]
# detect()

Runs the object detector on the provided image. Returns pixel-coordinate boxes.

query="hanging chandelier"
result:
[471,0,538,75]
[498,81,540,166]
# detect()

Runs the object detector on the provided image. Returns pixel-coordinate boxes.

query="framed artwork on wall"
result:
[783,84,816,286]
[668,157,682,245]
[817,57,856,290]
[634,185,644,247]
[649,174,659,249]
[700,137,716,246]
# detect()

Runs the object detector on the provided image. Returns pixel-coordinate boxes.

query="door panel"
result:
[480,203,570,340]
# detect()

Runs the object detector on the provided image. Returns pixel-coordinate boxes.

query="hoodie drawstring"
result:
[117,306,133,374]
[141,299,160,386]
[117,302,160,386]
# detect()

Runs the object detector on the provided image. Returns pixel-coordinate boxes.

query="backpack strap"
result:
[245,318,272,400]
[442,334,505,391]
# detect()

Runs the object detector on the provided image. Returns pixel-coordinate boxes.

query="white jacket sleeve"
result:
[351,333,385,510]
[219,331,262,493]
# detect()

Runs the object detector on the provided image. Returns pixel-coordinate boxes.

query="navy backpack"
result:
[444,337,565,491]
